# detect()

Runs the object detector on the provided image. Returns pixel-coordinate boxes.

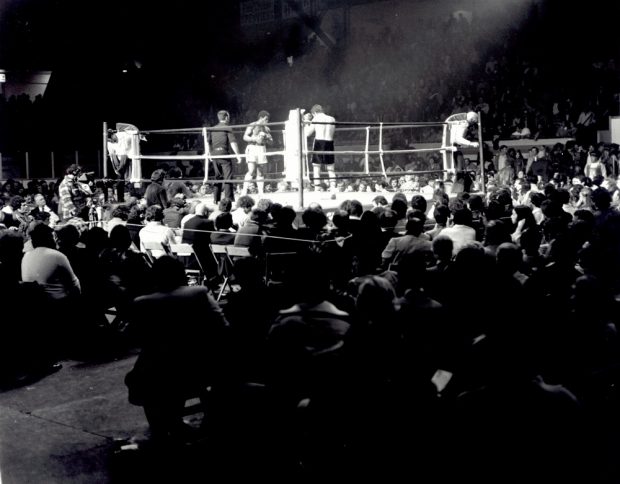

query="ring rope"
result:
[364,126,370,174]
[82,221,353,245]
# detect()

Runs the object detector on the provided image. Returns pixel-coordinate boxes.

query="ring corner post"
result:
[103,122,108,178]
[202,127,210,185]
[477,111,485,195]
[297,108,304,210]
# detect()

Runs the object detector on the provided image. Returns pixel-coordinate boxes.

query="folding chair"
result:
[226,245,252,259]
[142,240,172,264]
[170,243,206,286]
[264,251,298,287]
[210,244,233,301]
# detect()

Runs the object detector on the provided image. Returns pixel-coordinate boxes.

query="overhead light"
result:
[122,69,128,73]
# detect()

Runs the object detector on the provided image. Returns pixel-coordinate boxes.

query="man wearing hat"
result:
[145,169,169,208]
[242,110,273,195]
[305,104,337,190]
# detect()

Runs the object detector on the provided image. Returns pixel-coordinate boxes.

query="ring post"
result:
[477,111,485,194]
[379,122,387,178]
[297,108,304,209]
[103,122,108,178]
[202,127,209,185]
[364,126,370,174]
[25,152,30,180]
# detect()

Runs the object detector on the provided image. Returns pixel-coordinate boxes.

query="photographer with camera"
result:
[58,165,93,222]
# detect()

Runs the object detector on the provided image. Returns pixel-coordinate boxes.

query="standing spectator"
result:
[58,165,91,221]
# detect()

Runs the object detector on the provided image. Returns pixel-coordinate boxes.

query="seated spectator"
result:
[31,194,59,228]
[231,195,255,229]
[439,207,476,256]
[263,205,300,254]
[211,212,236,245]
[125,256,230,444]
[381,216,431,270]
[234,208,268,256]
[138,205,176,258]
[209,198,233,221]
[164,167,193,200]
[163,198,187,229]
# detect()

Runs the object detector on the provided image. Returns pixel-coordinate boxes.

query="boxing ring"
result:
[102,110,485,209]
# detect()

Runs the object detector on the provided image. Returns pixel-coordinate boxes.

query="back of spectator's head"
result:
[410,194,427,213]
[56,224,80,248]
[109,224,132,251]
[452,207,473,226]
[484,220,510,246]
[346,199,363,218]
[356,275,396,319]
[30,223,56,249]
[496,242,521,273]
[153,255,187,291]
[302,207,327,231]
[592,187,612,210]
[218,198,233,213]
[540,199,562,219]
[468,194,484,212]
[332,210,350,230]
[0,230,24,264]
[432,235,453,262]
[256,198,273,213]
[273,205,297,227]
[573,209,595,225]
[407,209,427,225]
[373,195,389,207]
[237,195,255,211]
[145,205,164,222]
[390,198,408,219]
[405,215,424,236]
[433,204,450,225]
[529,191,546,208]
[215,212,233,230]
[9,195,24,211]
[379,209,397,230]
[249,208,268,225]
[310,104,323,114]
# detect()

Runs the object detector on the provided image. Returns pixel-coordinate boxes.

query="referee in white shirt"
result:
[305,104,336,190]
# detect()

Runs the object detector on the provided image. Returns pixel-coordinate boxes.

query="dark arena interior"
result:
[1,0,620,482]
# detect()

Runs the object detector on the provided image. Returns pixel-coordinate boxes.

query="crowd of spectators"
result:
[2,142,620,478]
